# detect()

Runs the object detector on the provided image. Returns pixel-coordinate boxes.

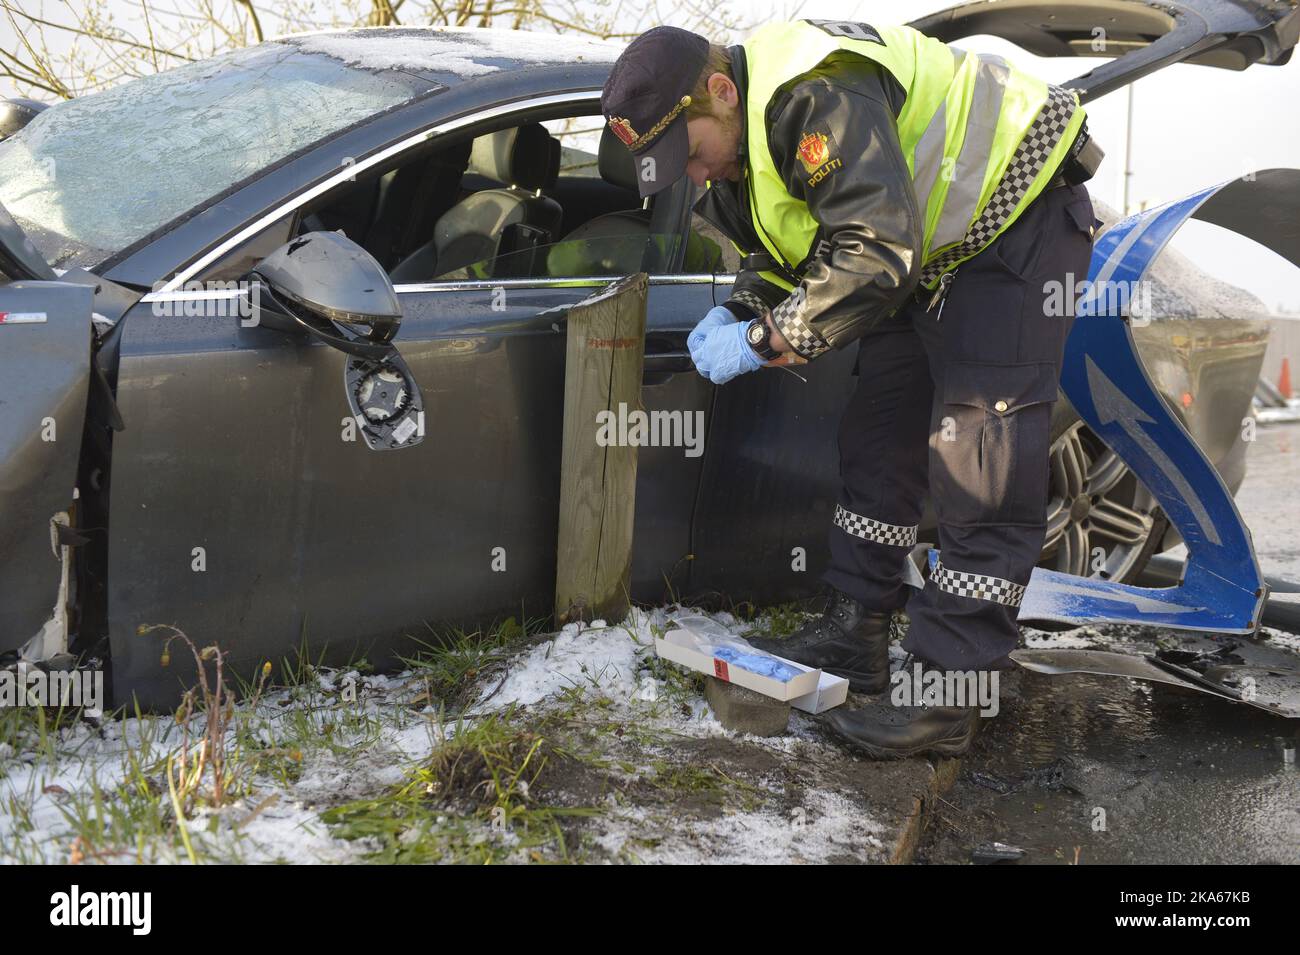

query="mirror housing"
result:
[245,231,425,452]
[247,230,401,359]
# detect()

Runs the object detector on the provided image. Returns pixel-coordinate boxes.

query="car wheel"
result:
[1039,416,1169,583]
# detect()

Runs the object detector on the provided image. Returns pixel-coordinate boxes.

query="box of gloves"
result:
[655,615,848,713]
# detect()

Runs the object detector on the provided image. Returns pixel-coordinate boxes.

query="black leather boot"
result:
[822,655,983,759]
[747,589,892,693]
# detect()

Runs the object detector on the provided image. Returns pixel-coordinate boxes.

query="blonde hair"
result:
[686,44,734,119]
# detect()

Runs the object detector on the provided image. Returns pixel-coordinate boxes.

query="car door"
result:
[102,124,713,707]
[0,279,94,656]
[0,205,140,658]
[386,171,715,610]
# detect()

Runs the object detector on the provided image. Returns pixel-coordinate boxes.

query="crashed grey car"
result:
[0,0,1296,708]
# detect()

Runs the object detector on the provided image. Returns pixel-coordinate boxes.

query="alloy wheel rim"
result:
[1043,421,1157,580]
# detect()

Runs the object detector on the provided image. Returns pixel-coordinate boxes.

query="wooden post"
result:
[555,272,648,627]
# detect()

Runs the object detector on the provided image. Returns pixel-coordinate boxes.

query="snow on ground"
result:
[0,605,886,864]
[474,617,648,711]
[1260,626,1300,655]
[593,788,889,865]
[1021,625,1111,650]
[0,665,458,863]
[5,591,1297,863]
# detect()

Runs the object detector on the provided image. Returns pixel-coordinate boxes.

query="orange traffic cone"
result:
[1279,357,1293,400]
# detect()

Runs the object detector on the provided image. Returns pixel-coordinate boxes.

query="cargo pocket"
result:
[938,360,1061,525]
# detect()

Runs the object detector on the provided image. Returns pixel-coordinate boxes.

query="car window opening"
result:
[292,113,725,282]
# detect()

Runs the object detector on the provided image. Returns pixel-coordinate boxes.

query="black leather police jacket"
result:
[692,45,923,356]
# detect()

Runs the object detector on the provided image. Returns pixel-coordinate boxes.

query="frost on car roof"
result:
[288,27,625,78]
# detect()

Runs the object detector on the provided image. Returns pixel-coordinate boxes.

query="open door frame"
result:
[907,0,1300,102]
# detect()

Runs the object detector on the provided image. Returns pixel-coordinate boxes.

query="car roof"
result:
[281,26,626,83]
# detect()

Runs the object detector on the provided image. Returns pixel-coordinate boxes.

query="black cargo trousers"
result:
[821,181,1098,671]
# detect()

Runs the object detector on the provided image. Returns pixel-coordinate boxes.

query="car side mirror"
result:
[244,231,424,452]
[246,230,400,360]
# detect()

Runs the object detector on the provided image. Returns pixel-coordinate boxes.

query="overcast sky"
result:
[3,0,1298,310]
[777,1,1300,313]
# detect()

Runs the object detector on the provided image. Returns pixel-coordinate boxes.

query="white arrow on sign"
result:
[1085,356,1221,547]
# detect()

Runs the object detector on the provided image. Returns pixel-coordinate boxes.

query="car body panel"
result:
[687,316,859,606]
[105,274,714,707]
[908,0,1300,101]
[0,282,93,652]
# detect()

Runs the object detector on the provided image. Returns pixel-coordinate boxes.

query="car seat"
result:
[548,126,722,276]
[389,123,561,282]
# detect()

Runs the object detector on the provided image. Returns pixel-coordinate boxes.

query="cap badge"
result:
[608,116,638,146]
[608,94,693,151]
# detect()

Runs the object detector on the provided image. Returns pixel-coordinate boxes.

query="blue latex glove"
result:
[711,646,803,683]
[688,306,764,385]
[687,305,734,354]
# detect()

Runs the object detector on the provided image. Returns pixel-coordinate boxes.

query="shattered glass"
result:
[0,43,437,268]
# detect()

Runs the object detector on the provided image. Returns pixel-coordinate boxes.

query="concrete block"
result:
[706,676,791,736]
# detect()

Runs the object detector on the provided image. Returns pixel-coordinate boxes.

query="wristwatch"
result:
[745,317,780,362]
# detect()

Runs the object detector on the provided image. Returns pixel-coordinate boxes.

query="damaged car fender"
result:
[0,280,94,654]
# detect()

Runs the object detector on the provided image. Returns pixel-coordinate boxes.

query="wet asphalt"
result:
[916,423,1300,865]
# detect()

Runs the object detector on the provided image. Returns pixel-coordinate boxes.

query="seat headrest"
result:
[469,123,559,191]
[598,125,641,193]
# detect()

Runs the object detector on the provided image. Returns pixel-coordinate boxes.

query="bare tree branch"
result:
[0,0,762,102]
[235,0,263,42]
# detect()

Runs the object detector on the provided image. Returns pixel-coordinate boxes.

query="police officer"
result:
[601,20,1101,758]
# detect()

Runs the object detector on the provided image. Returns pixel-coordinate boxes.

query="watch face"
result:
[747,321,765,346]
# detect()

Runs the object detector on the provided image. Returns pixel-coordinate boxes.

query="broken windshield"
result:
[0,42,438,269]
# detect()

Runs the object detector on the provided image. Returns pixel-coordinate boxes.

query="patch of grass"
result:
[33,626,290,863]
[255,683,388,768]
[399,613,545,714]
[40,702,240,864]
[409,708,552,810]
[738,601,811,641]
[645,758,764,811]
[638,646,706,715]
[321,707,602,863]
[0,701,73,774]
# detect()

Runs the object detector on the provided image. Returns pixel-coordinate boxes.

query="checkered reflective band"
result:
[930,558,1027,607]
[729,289,772,321]
[772,291,831,359]
[833,504,918,547]
[918,85,1079,287]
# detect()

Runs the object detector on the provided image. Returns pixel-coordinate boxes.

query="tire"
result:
[1040,401,1170,584]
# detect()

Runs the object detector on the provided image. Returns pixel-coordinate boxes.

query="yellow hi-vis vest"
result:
[739,19,1086,293]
